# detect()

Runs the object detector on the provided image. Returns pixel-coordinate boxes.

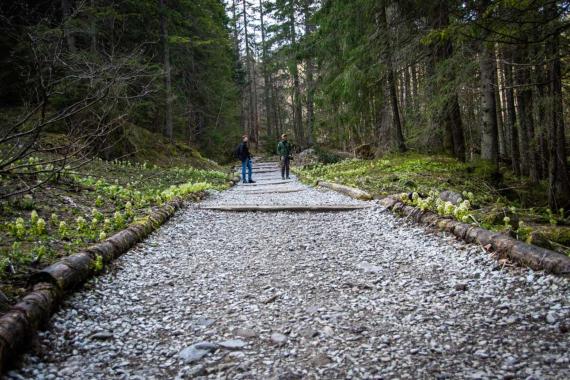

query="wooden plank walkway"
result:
[208,160,371,212]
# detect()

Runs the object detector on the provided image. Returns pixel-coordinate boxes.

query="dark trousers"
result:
[281,156,290,178]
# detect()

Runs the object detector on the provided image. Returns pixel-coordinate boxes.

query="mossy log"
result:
[527,226,570,252]
[317,181,373,201]
[29,198,184,291]
[378,196,570,275]
[29,251,93,290]
[0,196,188,374]
[0,283,60,374]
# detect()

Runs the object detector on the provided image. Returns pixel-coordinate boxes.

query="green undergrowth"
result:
[296,153,570,256]
[0,156,230,303]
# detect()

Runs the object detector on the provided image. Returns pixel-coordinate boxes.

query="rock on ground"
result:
[6,171,569,380]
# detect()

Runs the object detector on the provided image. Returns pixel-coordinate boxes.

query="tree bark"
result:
[61,0,76,52]
[404,66,411,114]
[379,5,406,153]
[251,53,260,146]
[242,0,257,142]
[547,31,570,209]
[159,0,173,141]
[90,0,97,54]
[533,53,549,180]
[411,64,418,112]
[479,42,499,171]
[259,0,274,141]
[289,0,304,145]
[272,79,284,137]
[502,49,520,175]
[514,45,539,183]
[426,1,465,161]
[495,48,507,159]
[231,0,246,135]
[304,0,315,147]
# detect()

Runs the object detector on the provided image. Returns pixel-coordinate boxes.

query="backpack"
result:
[234,143,243,159]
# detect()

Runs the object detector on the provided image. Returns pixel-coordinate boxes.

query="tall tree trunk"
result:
[90,0,96,54]
[411,64,418,112]
[272,77,282,137]
[387,72,406,152]
[502,49,520,175]
[426,2,465,161]
[159,0,173,141]
[495,48,507,159]
[187,101,193,144]
[514,45,539,183]
[231,0,245,135]
[304,0,315,146]
[242,0,255,138]
[397,70,405,116]
[251,57,260,146]
[404,66,411,115]
[547,31,570,209]
[259,0,273,141]
[289,0,304,145]
[479,43,499,171]
[231,0,240,54]
[534,56,549,180]
[61,0,76,52]
[378,5,406,153]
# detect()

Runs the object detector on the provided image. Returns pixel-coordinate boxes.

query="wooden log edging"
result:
[0,196,189,374]
[317,181,373,201]
[318,180,570,276]
[379,196,570,276]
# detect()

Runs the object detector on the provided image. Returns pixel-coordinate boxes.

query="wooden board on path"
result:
[235,188,306,194]
[246,169,280,174]
[199,204,370,212]
[237,180,294,186]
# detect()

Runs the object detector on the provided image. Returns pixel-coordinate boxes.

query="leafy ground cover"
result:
[296,153,570,256]
[0,153,230,304]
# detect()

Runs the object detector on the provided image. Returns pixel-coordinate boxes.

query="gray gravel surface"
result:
[201,175,364,207]
[6,166,570,380]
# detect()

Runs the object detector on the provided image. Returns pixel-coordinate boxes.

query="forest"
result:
[230,0,570,210]
[1,1,570,299]
[1,1,570,377]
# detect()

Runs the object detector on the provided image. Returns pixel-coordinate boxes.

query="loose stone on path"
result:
[7,160,569,379]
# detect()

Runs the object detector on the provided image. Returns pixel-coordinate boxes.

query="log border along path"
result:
[5,160,569,379]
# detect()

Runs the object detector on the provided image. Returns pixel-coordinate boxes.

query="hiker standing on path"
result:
[277,134,292,180]
[238,135,255,184]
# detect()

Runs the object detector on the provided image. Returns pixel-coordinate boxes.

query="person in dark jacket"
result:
[238,135,255,184]
[277,134,292,180]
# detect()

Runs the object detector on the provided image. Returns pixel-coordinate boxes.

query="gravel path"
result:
[6,163,569,380]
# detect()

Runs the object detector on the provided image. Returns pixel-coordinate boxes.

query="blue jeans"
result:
[241,158,252,182]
